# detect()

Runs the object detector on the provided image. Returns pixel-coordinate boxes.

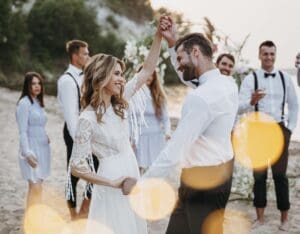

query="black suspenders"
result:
[64,72,81,110]
[253,71,286,121]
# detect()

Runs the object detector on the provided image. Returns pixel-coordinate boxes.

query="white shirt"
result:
[57,64,83,140]
[239,68,298,132]
[143,69,238,178]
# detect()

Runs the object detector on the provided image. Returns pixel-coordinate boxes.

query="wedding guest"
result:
[67,24,162,234]
[16,72,50,208]
[132,67,171,174]
[239,41,298,231]
[216,53,235,76]
[57,40,99,219]
[295,52,300,86]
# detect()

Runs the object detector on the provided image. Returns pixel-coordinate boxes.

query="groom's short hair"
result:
[175,33,213,59]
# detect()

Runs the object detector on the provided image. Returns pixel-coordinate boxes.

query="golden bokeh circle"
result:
[202,209,251,234]
[129,178,176,221]
[232,112,284,170]
[24,204,65,234]
[61,219,113,234]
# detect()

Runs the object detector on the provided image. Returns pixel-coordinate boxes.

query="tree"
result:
[103,0,153,24]
[27,0,125,67]
[0,0,28,71]
[28,0,102,62]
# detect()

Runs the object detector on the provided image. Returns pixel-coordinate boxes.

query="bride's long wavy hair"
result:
[81,53,128,122]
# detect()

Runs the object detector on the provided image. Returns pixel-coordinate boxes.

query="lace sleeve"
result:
[66,118,96,200]
[125,76,150,144]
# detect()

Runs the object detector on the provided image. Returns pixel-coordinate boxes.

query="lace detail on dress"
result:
[66,118,96,201]
[125,75,150,144]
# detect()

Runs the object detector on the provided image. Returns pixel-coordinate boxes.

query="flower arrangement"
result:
[123,23,169,84]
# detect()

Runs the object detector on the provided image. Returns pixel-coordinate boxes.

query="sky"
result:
[151,0,300,69]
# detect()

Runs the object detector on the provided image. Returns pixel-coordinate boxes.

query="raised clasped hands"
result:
[158,15,177,47]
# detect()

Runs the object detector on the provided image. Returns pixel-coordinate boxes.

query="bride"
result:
[67,25,162,233]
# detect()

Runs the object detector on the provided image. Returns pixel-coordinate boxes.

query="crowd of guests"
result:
[15,15,300,233]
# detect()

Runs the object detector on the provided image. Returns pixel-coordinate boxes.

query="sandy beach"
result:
[1,86,300,234]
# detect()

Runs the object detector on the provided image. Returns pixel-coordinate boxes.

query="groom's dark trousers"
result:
[166,159,233,234]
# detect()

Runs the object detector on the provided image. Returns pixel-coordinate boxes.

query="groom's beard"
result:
[182,64,197,81]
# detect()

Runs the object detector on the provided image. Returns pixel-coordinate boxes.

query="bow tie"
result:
[264,72,276,78]
[191,80,200,87]
[79,72,83,76]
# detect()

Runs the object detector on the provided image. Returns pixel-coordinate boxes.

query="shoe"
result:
[251,219,264,229]
[279,221,289,232]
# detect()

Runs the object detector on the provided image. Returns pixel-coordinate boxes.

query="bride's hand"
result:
[110,176,127,188]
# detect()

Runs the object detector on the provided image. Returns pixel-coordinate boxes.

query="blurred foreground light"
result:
[61,219,113,234]
[181,162,232,190]
[24,204,65,234]
[203,209,251,234]
[129,178,176,221]
[232,112,284,170]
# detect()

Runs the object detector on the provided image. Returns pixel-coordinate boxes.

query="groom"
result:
[124,16,238,234]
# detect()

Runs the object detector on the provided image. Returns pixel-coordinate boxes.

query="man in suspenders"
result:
[57,40,98,219]
[239,41,298,231]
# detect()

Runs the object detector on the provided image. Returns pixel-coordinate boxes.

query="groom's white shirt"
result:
[144,69,238,178]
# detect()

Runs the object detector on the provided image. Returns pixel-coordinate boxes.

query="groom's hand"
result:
[122,177,137,195]
[159,15,177,48]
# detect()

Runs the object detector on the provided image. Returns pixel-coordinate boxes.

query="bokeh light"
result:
[202,209,251,234]
[232,112,284,170]
[129,178,176,220]
[61,219,113,234]
[24,204,65,234]
[181,162,232,190]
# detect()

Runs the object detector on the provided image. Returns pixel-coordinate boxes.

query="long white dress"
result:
[68,76,147,234]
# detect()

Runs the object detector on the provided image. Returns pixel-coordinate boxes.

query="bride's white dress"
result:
[69,76,147,234]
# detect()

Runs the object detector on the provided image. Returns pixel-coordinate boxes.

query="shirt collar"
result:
[69,64,83,76]
[260,68,278,74]
[198,69,221,85]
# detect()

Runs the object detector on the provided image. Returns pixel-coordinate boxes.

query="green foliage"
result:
[0,0,28,71]
[27,0,125,64]
[106,15,119,29]
[28,0,101,62]
[103,0,153,23]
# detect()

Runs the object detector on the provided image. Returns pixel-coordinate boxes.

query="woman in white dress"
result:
[67,28,162,234]
[16,72,50,208]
